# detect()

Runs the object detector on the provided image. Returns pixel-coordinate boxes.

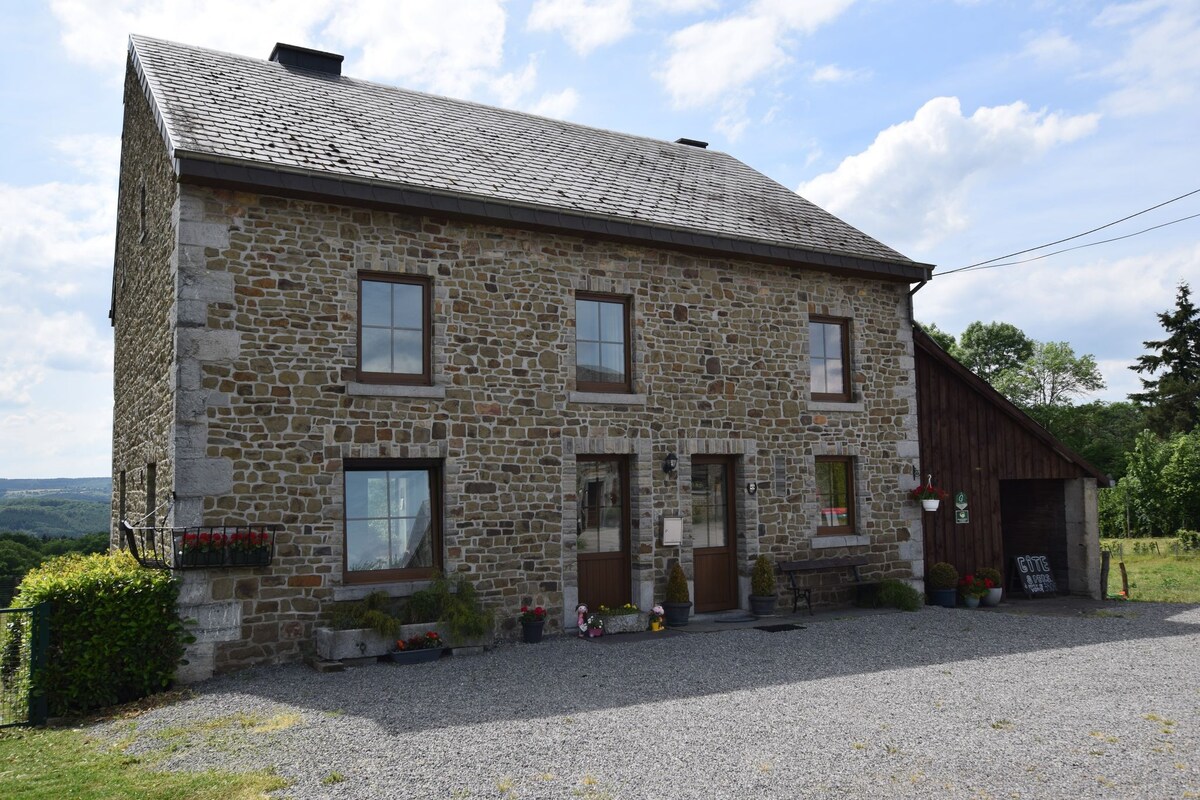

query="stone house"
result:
[110,35,934,679]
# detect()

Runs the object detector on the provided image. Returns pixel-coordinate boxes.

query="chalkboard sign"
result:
[1012,554,1058,598]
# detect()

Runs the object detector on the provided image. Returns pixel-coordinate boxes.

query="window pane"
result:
[578,461,623,554]
[362,281,391,327]
[577,299,598,341]
[577,342,601,383]
[600,343,626,382]
[816,461,850,528]
[600,302,624,343]
[392,329,423,374]
[346,519,388,572]
[393,283,423,326]
[346,467,436,575]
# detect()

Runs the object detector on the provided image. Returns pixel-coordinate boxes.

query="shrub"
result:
[876,578,923,612]
[665,562,690,603]
[750,554,776,596]
[326,590,402,638]
[1178,530,1200,552]
[928,562,958,590]
[398,574,493,642]
[977,567,1002,587]
[14,552,189,717]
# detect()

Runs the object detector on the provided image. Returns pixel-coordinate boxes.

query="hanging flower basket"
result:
[910,475,948,512]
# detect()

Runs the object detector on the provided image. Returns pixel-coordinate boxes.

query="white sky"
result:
[2,0,1198,478]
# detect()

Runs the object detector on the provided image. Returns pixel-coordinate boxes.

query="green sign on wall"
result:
[954,491,969,524]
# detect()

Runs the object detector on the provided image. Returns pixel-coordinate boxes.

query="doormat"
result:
[754,623,805,633]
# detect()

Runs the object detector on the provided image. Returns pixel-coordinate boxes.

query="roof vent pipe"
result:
[269,43,344,76]
[674,138,709,149]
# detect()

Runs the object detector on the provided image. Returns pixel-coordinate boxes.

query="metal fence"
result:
[0,602,49,727]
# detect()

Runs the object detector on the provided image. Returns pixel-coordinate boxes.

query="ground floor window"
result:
[815,455,855,535]
[344,460,441,583]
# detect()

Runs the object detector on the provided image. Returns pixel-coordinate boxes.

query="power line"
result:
[940,211,1200,276]
[936,186,1200,276]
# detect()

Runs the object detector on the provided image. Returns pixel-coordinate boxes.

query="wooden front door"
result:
[692,456,738,612]
[576,456,631,610]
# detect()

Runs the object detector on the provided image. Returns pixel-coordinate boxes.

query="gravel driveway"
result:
[95,602,1200,799]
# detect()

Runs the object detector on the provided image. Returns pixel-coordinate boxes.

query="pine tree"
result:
[1131,282,1200,436]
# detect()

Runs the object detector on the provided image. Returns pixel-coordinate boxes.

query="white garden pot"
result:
[921,499,941,512]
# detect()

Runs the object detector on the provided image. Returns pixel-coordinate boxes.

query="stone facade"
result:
[113,68,925,681]
[111,59,178,542]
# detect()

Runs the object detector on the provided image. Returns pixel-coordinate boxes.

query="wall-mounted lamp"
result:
[746,481,758,496]
[663,453,679,474]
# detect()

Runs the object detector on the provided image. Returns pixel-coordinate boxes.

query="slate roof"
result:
[130,35,928,279]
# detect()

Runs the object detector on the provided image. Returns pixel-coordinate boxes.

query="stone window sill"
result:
[568,391,647,405]
[331,580,434,602]
[347,382,446,399]
[811,534,870,550]
[808,400,865,413]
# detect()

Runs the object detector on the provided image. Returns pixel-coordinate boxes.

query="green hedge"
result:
[14,552,189,716]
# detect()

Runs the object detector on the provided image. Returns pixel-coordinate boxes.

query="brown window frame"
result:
[810,316,852,402]
[343,458,443,585]
[356,272,432,386]
[575,292,633,394]
[815,455,855,536]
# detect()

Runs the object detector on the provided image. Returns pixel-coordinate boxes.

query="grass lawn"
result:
[1101,537,1200,603]
[0,721,287,799]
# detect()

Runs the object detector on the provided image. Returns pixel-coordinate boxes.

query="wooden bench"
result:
[778,556,881,615]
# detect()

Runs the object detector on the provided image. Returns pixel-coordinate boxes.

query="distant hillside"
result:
[0,477,111,502]
[0,496,111,539]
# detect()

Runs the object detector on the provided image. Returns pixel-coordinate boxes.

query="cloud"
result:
[527,0,718,55]
[0,401,114,478]
[1098,0,1200,116]
[810,64,870,83]
[323,1,509,98]
[49,0,333,76]
[527,0,636,55]
[916,243,1199,402]
[0,306,112,407]
[656,0,853,110]
[1021,30,1081,66]
[797,97,1099,251]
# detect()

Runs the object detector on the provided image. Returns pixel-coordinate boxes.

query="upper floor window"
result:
[576,293,632,393]
[344,459,442,583]
[815,456,855,535]
[811,317,851,402]
[358,273,431,385]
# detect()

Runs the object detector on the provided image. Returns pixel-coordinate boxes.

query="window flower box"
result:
[118,521,279,570]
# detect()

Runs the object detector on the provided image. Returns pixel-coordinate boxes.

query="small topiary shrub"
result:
[876,578,923,612]
[977,567,1002,587]
[665,562,690,603]
[14,551,190,717]
[750,554,776,596]
[928,562,958,590]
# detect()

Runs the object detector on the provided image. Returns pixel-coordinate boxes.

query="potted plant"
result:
[176,530,226,568]
[749,554,777,617]
[585,613,604,638]
[927,562,958,608]
[663,562,692,627]
[910,475,948,511]
[400,574,495,652]
[227,528,271,567]
[648,604,665,632]
[519,605,546,643]
[958,573,992,609]
[977,567,1003,606]
[389,630,444,665]
[316,591,403,660]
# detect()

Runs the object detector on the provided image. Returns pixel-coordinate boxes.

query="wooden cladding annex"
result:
[913,327,1106,579]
